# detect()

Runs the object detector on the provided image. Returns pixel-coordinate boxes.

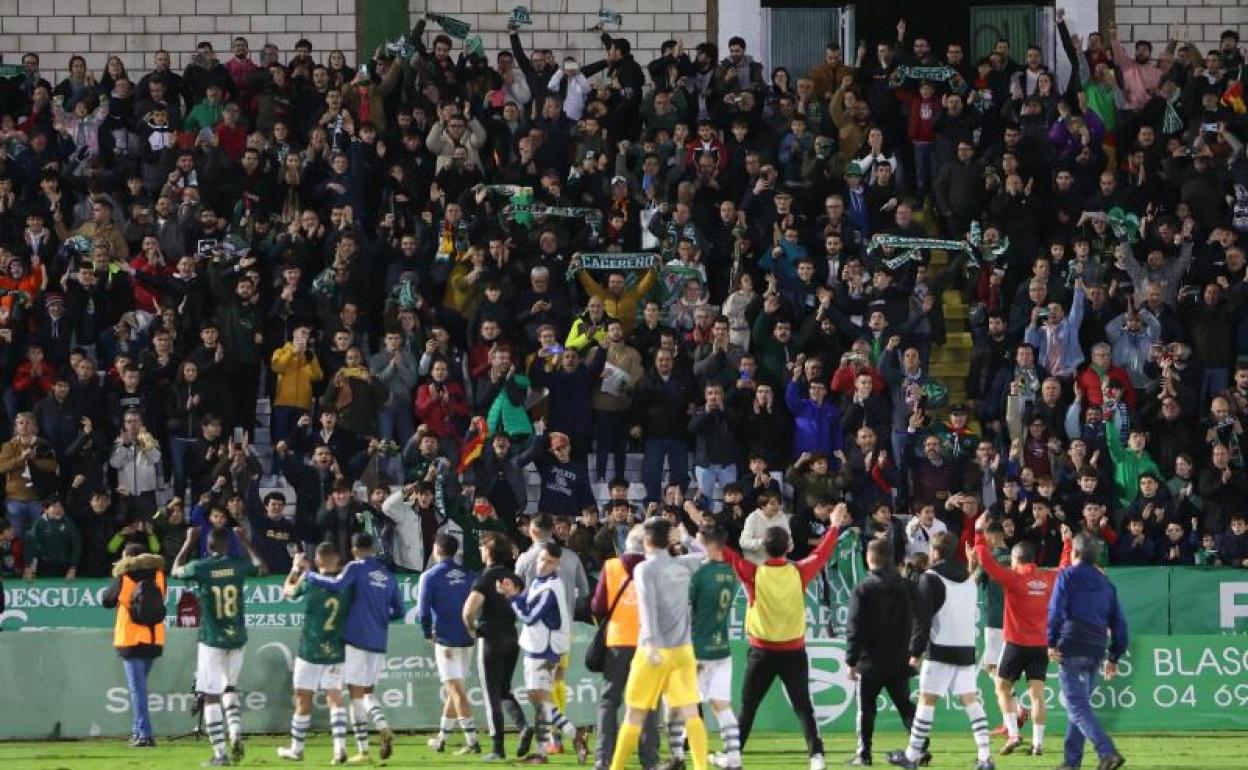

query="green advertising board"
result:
[0,566,1194,634]
[0,628,1245,740]
[1169,569,1248,633]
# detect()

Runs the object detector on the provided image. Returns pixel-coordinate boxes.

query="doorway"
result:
[759,0,1047,58]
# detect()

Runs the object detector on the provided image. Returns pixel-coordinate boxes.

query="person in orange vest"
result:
[589,524,661,769]
[102,544,168,748]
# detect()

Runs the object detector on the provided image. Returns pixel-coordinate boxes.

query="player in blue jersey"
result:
[297,532,404,764]
[418,533,482,753]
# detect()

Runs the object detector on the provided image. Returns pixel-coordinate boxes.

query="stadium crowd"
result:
[1,7,1248,594]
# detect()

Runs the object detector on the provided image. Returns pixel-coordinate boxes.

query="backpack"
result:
[129,573,167,629]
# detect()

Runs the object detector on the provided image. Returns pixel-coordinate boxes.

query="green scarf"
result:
[566,252,659,281]
[1162,90,1184,136]
[888,66,965,91]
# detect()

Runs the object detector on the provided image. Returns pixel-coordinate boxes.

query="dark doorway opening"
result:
[762,0,1046,60]
[852,0,972,55]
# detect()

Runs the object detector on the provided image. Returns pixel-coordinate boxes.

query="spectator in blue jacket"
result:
[417,533,482,753]
[301,532,404,762]
[1047,533,1128,770]
[785,367,843,464]
[516,428,596,519]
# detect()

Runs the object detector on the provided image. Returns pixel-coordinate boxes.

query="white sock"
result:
[290,713,311,753]
[438,715,455,740]
[1033,722,1046,748]
[669,717,687,759]
[714,707,741,763]
[204,702,227,759]
[364,694,389,731]
[459,716,478,745]
[905,704,935,762]
[350,698,370,753]
[330,705,348,756]
[222,691,242,743]
[965,701,991,762]
[1003,707,1019,739]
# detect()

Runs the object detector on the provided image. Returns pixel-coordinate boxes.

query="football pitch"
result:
[0,732,1242,769]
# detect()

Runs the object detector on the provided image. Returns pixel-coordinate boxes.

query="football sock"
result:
[204,703,227,759]
[1003,707,1020,739]
[350,698,370,753]
[686,716,709,770]
[714,707,742,764]
[669,716,687,759]
[458,716,479,746]
[1033,722,1046,748]
[364,695,389,731]
[289,713,311,753]
[329,706,348,756]
[905,704,935,762]
[966,701,992,761]
[610,723,642,770]
[222,691,242,743]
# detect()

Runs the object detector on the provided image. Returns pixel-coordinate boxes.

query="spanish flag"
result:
[456,416,489,474]
[1222,81,1246,114]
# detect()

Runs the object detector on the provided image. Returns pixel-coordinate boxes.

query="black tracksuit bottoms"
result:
[478,634,527,755]
[738,646,824,757]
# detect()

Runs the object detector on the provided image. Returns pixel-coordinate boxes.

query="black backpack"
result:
[129,573,167,630]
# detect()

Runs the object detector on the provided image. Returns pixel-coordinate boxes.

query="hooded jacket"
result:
[102,552,167,658]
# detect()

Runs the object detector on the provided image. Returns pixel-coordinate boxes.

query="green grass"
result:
[0,732,1242,769]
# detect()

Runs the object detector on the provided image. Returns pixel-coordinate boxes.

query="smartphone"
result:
[233,426,245,445]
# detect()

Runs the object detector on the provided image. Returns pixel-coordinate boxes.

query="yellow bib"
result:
[745,562,806,642]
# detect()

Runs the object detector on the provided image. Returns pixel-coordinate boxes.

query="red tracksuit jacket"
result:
[974,534,1058,647]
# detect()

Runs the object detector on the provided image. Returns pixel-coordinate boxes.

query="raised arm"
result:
[305,560,357,592]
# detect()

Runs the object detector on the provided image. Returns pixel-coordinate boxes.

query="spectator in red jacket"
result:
[12,343,55,408]
[684,120,729,174]
[415,358,470,455]
[1075,343,1137,410]
[906,80,941,197]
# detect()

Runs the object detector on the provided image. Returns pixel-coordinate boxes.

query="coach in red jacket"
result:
[973,513,1059,757]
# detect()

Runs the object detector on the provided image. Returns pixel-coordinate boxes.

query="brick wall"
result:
[0,0,712,86]
[0,0,358,83]
[410,0,709,72]
[1113,0,1247,57]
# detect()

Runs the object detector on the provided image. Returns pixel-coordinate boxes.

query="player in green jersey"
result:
[172,524,264,767]
[690,524,742,770]
[278,542,352,764]
[656,523,743,770]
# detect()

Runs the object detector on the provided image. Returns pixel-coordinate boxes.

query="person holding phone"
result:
[109,409,163,522]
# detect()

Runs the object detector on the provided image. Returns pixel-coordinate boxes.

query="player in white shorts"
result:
[172,526,264,767]
[675,524,741,770]
[419,534,482,754]
[887,535,995,770]
[299,531,405,764]
[343,644,386,688]
[436,644,474,683]
[278,542,350,764]
[982,627,1005,672]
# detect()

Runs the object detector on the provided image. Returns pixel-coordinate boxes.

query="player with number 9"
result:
[172,523,264,767]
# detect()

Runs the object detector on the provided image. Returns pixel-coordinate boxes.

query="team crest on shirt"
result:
[802,638,856,725]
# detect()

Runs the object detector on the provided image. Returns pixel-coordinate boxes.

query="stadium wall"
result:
[1,569,1247,738]
[0,0,710,84]
[1113,0,1248,57]
[0,627,1246,739]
